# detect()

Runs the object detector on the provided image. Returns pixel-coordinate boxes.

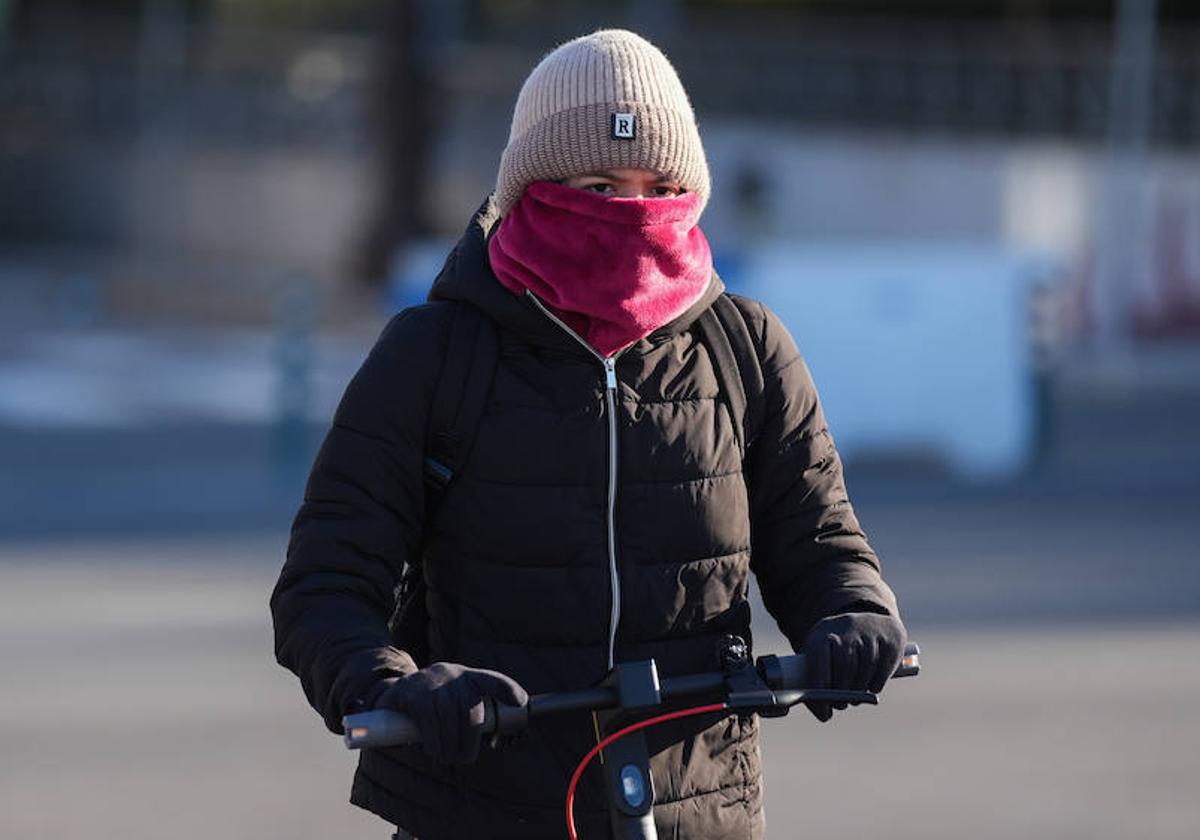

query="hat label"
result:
[611,112,636,140]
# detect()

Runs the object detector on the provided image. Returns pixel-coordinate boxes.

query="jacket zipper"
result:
[525,292,624,670]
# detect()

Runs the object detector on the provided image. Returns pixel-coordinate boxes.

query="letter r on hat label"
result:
[611,112,636,140]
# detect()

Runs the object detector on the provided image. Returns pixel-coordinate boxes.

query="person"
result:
[270,28,905,840]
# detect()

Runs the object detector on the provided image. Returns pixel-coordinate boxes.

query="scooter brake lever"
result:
[726,687,878,717]
[775,688,878,707]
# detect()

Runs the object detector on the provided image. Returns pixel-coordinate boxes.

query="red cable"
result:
[565,702,728,840]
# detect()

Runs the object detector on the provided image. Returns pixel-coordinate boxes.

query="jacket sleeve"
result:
[737,296,899,652]
[269,305,448,734]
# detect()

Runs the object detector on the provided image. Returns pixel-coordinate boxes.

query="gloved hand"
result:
[802,612,906,722]
[373,662,528,764]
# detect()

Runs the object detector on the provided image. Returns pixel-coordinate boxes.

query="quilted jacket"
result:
[270,199,898,839]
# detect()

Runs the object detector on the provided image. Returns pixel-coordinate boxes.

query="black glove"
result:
[373,662,528,764]
[802,612,906,722]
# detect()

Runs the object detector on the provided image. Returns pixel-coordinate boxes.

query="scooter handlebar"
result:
[342,642,921,750]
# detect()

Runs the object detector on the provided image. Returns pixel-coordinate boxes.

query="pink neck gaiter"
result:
[487,180,713,357]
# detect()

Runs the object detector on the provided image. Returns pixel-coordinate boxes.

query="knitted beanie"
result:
[493,29,710,217]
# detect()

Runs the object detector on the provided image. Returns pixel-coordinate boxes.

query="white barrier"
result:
[734,242,1055,480]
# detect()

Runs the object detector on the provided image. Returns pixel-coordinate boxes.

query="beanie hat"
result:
[493,29,710,217]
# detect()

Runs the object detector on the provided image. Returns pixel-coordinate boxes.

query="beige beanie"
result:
[493,29,710,216]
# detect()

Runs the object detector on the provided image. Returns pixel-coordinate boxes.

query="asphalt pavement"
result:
[0,536,1196,840]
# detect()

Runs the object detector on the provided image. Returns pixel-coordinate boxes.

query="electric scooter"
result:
[343,636,921,840]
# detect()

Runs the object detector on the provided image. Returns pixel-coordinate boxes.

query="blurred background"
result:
[1,1,1198,838]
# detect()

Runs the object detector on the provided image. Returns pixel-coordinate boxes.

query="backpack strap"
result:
[696,294,766,456]
[424,301,499,504]
[393,301,498,664]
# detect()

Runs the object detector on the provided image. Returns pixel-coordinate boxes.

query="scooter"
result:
[343,636,921,840]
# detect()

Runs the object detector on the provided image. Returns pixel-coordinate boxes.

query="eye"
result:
[586,182,615,194]
[650,184,682,197]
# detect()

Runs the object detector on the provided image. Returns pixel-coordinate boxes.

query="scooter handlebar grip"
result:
[762,642,920,690]
[342,709,422,750]
[342,702,511,750]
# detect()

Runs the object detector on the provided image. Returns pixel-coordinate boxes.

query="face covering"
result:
[487,180,713,357]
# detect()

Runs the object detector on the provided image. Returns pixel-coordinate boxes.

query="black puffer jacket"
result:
[270,199,898,839]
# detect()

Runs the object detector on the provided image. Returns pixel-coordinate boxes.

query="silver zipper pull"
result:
[603,357,618,390]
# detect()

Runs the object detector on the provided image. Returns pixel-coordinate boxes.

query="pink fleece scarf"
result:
[487,180,713,357]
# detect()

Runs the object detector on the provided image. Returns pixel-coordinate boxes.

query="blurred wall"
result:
[2,1,1199,336]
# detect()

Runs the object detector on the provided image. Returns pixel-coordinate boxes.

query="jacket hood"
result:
[428,196,725,356]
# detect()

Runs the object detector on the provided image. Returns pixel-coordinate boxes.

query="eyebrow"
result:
[585,170,674,182]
